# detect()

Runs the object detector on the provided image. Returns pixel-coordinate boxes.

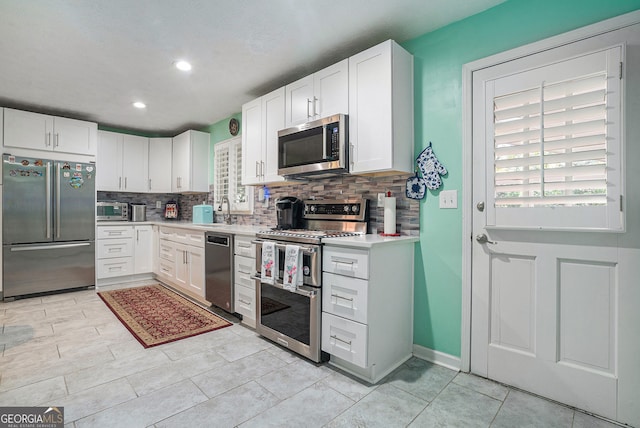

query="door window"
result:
[486,46,623,230]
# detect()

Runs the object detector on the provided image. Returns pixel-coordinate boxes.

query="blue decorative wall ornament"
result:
[407,142,448,200]
[417,142,447,190]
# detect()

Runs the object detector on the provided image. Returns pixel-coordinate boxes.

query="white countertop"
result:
[322,234,419,248]
[96,220,265,236]
[97,221,419,244]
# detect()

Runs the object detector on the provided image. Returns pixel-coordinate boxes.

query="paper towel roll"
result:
[384,196,396,234]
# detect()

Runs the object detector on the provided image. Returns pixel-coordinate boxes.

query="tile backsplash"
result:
[99,173,420,235]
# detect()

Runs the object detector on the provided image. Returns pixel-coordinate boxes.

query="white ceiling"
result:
[0,0,505,136]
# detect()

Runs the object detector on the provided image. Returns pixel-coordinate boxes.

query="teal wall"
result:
[403,0,640,357]
[202,112,242,184]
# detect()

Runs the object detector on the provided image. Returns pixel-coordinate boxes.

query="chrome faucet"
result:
[219,195,232,224]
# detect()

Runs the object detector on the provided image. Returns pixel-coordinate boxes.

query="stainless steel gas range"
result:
[252,198,369,362]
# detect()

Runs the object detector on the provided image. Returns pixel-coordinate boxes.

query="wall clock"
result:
[229,118,239,136]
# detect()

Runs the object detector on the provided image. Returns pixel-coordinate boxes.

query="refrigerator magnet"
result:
[70,174,84,189]
[62,162,70,169]
[63,171,70,178]
[86,166,94,173]
[35,159,43,166]
[75,164,82,171]
[8,156,15,163]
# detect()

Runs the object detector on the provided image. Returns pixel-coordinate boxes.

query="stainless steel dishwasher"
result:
[205,232,234,313]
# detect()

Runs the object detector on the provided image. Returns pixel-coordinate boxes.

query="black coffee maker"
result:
[276,197,304,230]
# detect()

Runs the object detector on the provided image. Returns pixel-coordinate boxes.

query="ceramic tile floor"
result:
[0,286,623,428]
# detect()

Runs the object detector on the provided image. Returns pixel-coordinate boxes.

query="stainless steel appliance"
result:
[253,198,369,362]
[278,114,348,178]
[275,196,303,230]
[205,232,234,312]
[2,155,96,298]
[96,201,128,221]
[130,203,146,222]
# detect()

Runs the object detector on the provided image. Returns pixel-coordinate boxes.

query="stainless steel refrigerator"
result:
[2,155,96,298]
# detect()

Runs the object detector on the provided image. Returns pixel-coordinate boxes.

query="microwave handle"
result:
[322,123,327,160]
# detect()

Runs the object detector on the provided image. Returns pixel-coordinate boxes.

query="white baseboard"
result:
[413,344,462,372]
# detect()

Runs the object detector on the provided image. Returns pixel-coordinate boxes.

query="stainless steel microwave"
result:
[96,201,128,221]
[278,114,348,178]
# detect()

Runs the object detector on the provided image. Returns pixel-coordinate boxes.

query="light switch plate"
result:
[439,190,458,209]
[156,200,162,209]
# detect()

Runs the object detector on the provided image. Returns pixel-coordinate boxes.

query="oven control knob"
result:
[351,205,359,212]
[310,205,316,212]
[303,266,310,276]
[343,206,349,212]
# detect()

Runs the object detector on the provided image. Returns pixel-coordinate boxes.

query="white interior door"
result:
[470,23,640,425]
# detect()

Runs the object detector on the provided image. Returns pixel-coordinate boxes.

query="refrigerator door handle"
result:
[10,242,91,252]
[56,162,61,239]
[46,162,52,239]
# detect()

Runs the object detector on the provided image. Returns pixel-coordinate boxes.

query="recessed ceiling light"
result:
[175,60,192,71]
[133,101,146,109]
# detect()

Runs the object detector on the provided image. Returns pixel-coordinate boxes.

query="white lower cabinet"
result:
[321,240,415,383]
[97,226,133,279]
[96,224,153,283]
[157,226,206,302]
[234,235,256,327]
[322,312,368,368]
[133,225,153,274]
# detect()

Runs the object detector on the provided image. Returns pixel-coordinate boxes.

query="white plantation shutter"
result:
[214,142,230,205]
[214,137,254,214]
[487,46,623,230]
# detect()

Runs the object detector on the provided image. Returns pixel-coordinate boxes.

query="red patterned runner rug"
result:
[98,284,232,348]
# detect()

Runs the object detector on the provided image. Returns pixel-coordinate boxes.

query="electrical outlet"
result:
[378,193,386,204]
[439,190,458,209]
[155,200,162,209]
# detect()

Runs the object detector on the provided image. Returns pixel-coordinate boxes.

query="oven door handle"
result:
[252,240,317,254]
[251,275,318,297]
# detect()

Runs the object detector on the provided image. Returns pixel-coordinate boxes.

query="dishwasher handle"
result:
[206,234,231,246]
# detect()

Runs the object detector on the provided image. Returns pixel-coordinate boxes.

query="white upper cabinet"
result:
[285,59,348,127]
[242,87,286,185]
[97,131,149,192]
[171,130,209,193]
[3,108,97,156]
[122,134,149,192]
[349,40,414,174]
[242,97,263,186]
[148,137,173,193]
[96,131,123,191]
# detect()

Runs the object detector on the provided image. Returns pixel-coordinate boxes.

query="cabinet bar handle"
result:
[55,133,59,147]
[307,98,312,119]
[331,293,354,302]
[330,335,352,346]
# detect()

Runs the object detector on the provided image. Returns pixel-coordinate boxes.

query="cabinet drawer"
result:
[234,236,256,258]
[158,240,175,262]
[158,227,176,240]
[234,255,255,288]
[323,246,369,279]
[97,257,133,279]
[322,272,368,324]
[174,229,204,247]
[97,225,134,240]
[158,258,175,279]
[322,312,368,368]
[234,284,256,320]
[97,238,133,259]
